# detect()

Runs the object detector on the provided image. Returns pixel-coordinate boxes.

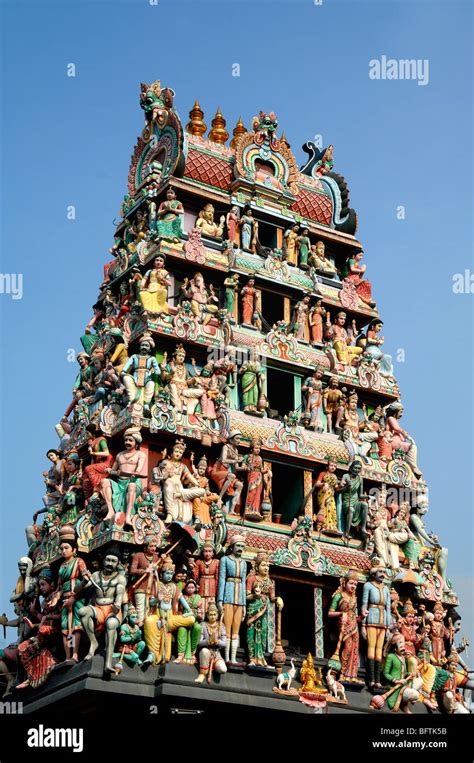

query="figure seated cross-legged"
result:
[100,427,146,528]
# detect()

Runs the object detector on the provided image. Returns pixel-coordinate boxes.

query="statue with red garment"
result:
[192,541,219,614]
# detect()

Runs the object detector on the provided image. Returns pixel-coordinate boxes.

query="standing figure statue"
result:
[322,377,344,434]
[192,541,220,614]
[175,579,203,665]
[223,273,240,319]
[296,226,311,270]
[361,564,391,688]
[308,300,326,345]
[240,277,261,328]
[139,255,171,316]
[313,458,341,535]
[245,551,283,666]
[226,206,240,243]
[208,431,245,514]
[328,571,362,683]
[239,207,257,252]
[153,187,184,241]
[195,602,227,684]
[239,349,268,416]
[302,367,324,432]
[217,535,247,664]
[79,546,127,674]
[339,460,369,543]
[122,332,159,414]
[100,427,146,528]
[409,494,448,589]
[129,534,161,626]
[159,439,205,525]
[242,437,271,522]
[143,558,195,664]
[83,425,113,504]
[292,294,311,341]
[50,526,92,663]
[282,223,299,263]
[190,455,220,527]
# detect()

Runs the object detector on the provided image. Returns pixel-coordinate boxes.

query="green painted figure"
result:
[339,460,369,542]
[175,580,203,664]
[113,606,146,668]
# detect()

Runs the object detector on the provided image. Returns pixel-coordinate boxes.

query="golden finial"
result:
[186,99,207,137]
[280,131,290,149]
[208,106,229,145]
[230,116,247,149]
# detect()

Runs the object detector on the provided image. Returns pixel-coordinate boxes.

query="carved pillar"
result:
[283,297,291,324]
[314,586,324,659]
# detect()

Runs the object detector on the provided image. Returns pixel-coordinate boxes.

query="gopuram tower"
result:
[1,79,468,716]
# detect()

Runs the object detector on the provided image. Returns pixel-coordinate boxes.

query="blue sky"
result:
[1,0,472,648]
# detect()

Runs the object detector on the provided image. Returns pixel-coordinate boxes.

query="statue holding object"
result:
[100,427,146,528]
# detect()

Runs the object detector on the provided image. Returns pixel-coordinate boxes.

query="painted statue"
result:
[385,402,421,477]
[282,224,299,263]
[100,427,146,528]
[361,564,391,688]
[296,226,311,270]
[143,558,195,664]
[195,602,227,684]
[313,458,341,535]
[139,255,171,315]
[223,273,240,318]
[382,634,422,712]
[339,460,368,542]
[245,551,283,666]
[217,535,247,664]
[196,203,225,238]
[175,579,203,664]
[192,541,219,613]
[207,431,245,514]
[78,545,127,674]
[309,240,337,277]
[239,349,268,415]
[240,277,261,328]
[158,439,205,525]
[341,250,374,306]
[361,319,394,377]
[181,272,219,325]
[242,437,271,522]
[153,187,184,241]
[113,606,146,668]
[226,206,240,242]
[308,300,326,345]
[328,571,361,683]
[159,344,204,416]
[82,425,113,504]
[325,311,363,366]
[292,294,311,341]
[302,366,324,432]
[129,534,161,625]
[322,376,344,434]
[239,208,257,252]
[122,332,159,413]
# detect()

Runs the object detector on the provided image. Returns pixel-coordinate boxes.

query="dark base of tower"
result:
[3,655,435,716]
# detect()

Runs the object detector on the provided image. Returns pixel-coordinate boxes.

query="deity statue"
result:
[291,293,311,341]
[359,319,394,377]
[175,579,203,664]
[143,558,195,664]
[322,376,344,434]
[239,349,268,416]
[122,332,159,413]
[158,439,205,525]
[217,535,247,664]
[159,344,204,417]
[387,502,421,571]
[428,602,449,665]
[196,203,225,238]
[308,240,338,277]
[139,255,171,316]
[325,311,363,366]
[302,366,324,432]
[409,494,448,588]
[49,526,92,663]
[328,571,362,683]
[41,448,65,509]
[194,602,228,686]
[223,273,240,318]
[100,427,146,528]
[282,224,299,263]
[113,606,146,668]
[239,208,258,252]
[82,425,113,504]
[211,505,228,557]
[296,226,311,270]
[181,272,219,325]
[308,300,326,345]
[245,551,283,666]
[226,206,240,242]
[240,277,261,328]
[58,452,84,525]
[299,653,325,693]
[151,187,184,241]
[382,634,422,713]
[339,460,369,542]
[192,541,220,614]
[361,564,391,688]
[78,545,127,674]
[399,600,423,674]
[241,437,272,522]
[313,458,341,535]
[129,534,161,625]
[190,455,220,527]
[208,431,245,514]
[385,402,421,477]
[341,250,375,307]
[16,569,61,690]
